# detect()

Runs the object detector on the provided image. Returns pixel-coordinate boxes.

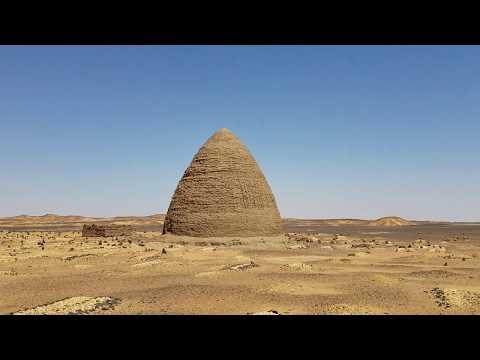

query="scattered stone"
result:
[248,310,279,315]
[1,269,18,276]
[286,244,307,250]
[351,243,370,249]
[429,245,446,253]
[280,263,313,272]
[429,288,450,308]
[139,255,164,262]
[13,296,121,315]
[285,233,318,243]
[444,254,472,260]
[223,261,258,271]
[320,303,373,315]
[410,270,459,279]
[62,254,96,262]
[348,251,370,257]
[428,288,480,309]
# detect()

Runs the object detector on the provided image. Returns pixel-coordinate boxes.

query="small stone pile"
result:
[285,233,319,243]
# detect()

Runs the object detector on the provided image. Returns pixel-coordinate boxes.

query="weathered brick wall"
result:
[163,128,282,237]
[82,224,135,237]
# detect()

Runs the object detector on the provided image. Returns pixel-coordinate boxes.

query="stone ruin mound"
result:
[82,224,135,237]
[163,128,282,237]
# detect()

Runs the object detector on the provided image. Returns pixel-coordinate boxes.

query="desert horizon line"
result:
[1,212,479,224]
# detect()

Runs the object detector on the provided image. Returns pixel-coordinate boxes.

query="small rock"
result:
[248,310,279,315]
[286,244,307,250]
[348,251,370,257]
[280,262,313,272]
[224,261,258,271]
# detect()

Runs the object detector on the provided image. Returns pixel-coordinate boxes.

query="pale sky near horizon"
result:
[1,45,479,221]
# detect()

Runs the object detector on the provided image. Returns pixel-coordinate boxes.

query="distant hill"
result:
[3,214,100,223]
[0,214,416,228]
[367,216,413,226]
[0,214,166,227]
[284,216,414,227]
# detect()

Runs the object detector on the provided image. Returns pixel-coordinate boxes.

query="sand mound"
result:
[368,217,412,226]
[163,128,282,237]
[13,296,120,315]
[296,216,413,227]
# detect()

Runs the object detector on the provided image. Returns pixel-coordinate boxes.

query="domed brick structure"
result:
[163,128,282,237]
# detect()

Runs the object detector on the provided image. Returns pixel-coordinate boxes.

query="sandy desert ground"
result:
[1,215,480,315]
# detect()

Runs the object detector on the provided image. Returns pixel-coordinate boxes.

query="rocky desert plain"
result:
[1,214,480,315]
[2,129,479,315]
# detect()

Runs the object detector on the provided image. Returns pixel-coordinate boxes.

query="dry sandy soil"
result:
[1,215,480,315]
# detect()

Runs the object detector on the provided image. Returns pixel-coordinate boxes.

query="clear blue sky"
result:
[1,46,479,221]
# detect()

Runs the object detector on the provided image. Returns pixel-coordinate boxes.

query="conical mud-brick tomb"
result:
[163,128,282,237]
